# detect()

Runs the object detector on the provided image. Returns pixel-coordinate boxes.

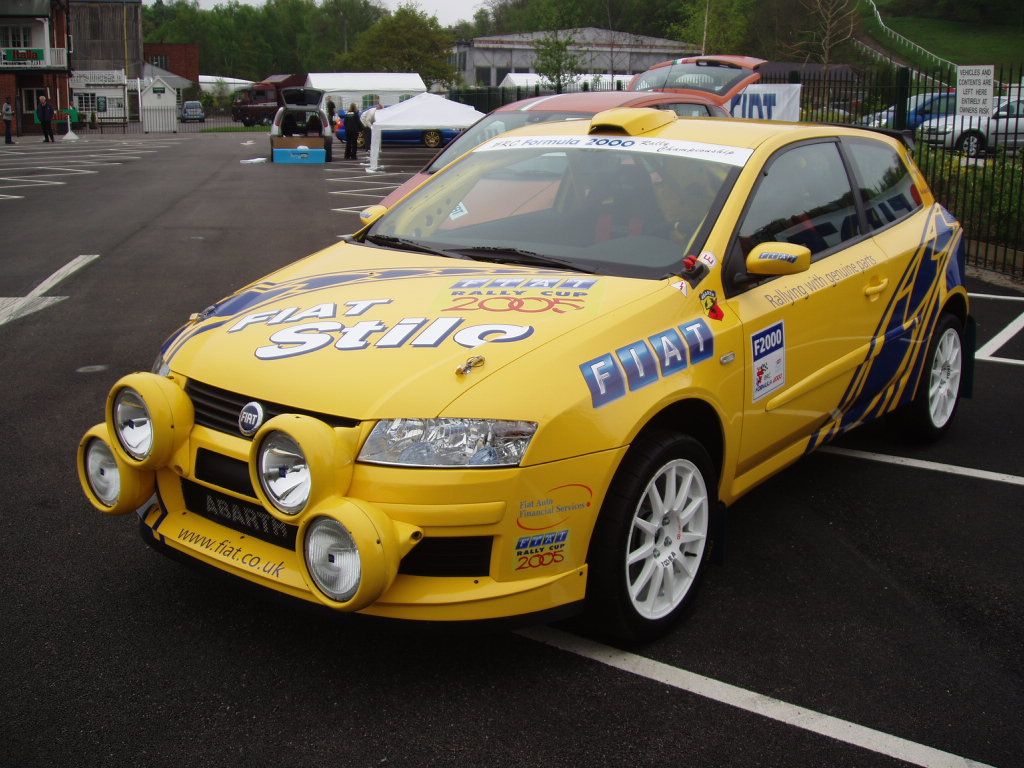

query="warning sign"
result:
[956,66,994,117]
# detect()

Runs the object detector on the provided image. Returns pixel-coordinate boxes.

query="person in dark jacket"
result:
[343,102,362,160]
[36,95,55,143]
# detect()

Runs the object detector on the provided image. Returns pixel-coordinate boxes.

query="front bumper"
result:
[79,374,625,622]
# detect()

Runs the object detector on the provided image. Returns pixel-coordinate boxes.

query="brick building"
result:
[0,0,71,137]
[143,42,199,86]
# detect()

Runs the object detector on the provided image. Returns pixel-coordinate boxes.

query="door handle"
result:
[864,278,889,298]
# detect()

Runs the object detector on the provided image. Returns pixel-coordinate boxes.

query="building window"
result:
[76,93,97,112]
[475,66,491,86]
[151,54,169,69]
[1,25,32,48]
[361,94,378,108]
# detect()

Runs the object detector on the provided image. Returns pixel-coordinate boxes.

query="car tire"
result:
[892,312,965,440]
[422,129,443,148]
[957,131,986,157]
[586,431,717,641]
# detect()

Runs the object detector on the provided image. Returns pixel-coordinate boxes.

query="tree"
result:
[786,0,857,71]
[340,5,457,88]
[668,0,753,55]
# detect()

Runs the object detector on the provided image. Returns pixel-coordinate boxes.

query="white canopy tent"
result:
[367,93,485,172]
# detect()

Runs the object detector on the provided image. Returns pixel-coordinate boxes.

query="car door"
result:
[991,99,1024,149]
[723,140,906,483]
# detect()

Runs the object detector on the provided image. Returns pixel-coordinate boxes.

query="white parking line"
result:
[518,627,994,768]
[0,254,99,327]
[975,309,1024,366]
[821,446,1024,487]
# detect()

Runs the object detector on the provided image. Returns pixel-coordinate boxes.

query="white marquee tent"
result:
[367,93,485,172]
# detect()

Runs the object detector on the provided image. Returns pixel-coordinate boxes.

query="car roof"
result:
[493,90,719,113]
[488,107,903,154]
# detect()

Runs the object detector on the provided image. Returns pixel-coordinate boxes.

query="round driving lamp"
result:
[85,438,121,507]
[112,387,153,461]
[304,517,361,602]
[77,424,155,515]
[104,373,193,470]
[257,431,311,516]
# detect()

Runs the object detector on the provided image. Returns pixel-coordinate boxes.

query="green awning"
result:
[0,0,51,17]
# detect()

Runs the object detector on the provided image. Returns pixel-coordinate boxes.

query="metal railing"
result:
[763,63,1024,279]
[0,47,66,68]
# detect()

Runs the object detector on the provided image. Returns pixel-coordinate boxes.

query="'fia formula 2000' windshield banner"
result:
[474,135,754,167]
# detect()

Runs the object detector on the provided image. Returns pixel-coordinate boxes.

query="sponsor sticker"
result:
[698,251,718,268]
[752,321,786,401]
[514,529,569,571]
[449,202,469,220]
[669,279,690,297]
[473,135,754,167]
[700,289,724,321]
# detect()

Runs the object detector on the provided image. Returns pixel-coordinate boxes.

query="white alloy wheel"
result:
[928,326,962,429]
[625,457,709,620]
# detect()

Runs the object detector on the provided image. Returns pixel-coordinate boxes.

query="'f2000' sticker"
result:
[752,321,786,401]
[580,318,713,408]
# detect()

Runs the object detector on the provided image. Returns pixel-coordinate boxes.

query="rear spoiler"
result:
[827,123,916,152]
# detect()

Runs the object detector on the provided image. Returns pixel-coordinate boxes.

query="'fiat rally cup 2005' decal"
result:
[808,205,963,449]
[581,318,713,408]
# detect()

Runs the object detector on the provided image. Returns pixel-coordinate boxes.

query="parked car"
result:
[269,87,334,162]
[375,89,731,209]
[858,91,957,130]
[917,95,1024,156]
[628,55,765,99]
[77,109,972,640]
[335,119,460,150]
[179,101,205,123]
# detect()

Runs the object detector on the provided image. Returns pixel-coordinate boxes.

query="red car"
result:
[374,89,730,210]
[628,55,765,97]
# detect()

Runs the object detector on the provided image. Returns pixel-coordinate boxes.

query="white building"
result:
[453,27,697,88]
[305,72,426,110]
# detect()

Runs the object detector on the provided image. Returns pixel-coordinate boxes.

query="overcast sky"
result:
[187,0,485,27]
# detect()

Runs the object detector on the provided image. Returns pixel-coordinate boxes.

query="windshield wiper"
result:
[363,234,464,259]
[451,246,596,274]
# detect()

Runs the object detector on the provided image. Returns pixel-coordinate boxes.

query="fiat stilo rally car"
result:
[78,108,973,640]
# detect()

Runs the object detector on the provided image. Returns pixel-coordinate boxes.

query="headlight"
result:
[113,387,153,461]
[257,431,311,515]
[359,418,536,467]
[84,438,121,507]
[304,517,361,602]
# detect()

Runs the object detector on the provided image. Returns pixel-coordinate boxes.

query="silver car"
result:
[917,96,1024,156]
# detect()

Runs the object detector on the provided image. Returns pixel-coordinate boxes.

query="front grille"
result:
[399,537,493,577]
[186,379,359,439]
[182,479,297,548]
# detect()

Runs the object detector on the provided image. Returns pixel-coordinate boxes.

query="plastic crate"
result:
[273,148,326,164]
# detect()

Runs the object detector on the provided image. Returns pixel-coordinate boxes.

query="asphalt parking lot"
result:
[0,133,1021,768]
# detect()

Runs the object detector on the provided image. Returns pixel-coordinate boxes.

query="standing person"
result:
[3,96,14,144]
[36,95,55,143]
[326,96,336,125]
[343,102,362,160]
[360,99,381,151]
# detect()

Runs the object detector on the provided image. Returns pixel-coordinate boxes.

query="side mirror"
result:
[359,204,388,229]
[745,242,812,276]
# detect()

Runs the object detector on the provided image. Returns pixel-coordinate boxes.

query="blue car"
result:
[859,91,957,130]
[335,120,459,149]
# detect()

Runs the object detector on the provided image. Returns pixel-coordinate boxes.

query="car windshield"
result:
[632,61,752,95]
[426,111,593,173]
[365,135,746,279]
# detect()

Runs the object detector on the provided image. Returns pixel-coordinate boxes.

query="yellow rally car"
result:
[77,108,973,640]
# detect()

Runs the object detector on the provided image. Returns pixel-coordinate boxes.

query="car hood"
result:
[163,242,667,419]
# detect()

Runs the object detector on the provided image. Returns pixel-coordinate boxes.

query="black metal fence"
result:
[762,63,1023,279]
[452,65,1023,280]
